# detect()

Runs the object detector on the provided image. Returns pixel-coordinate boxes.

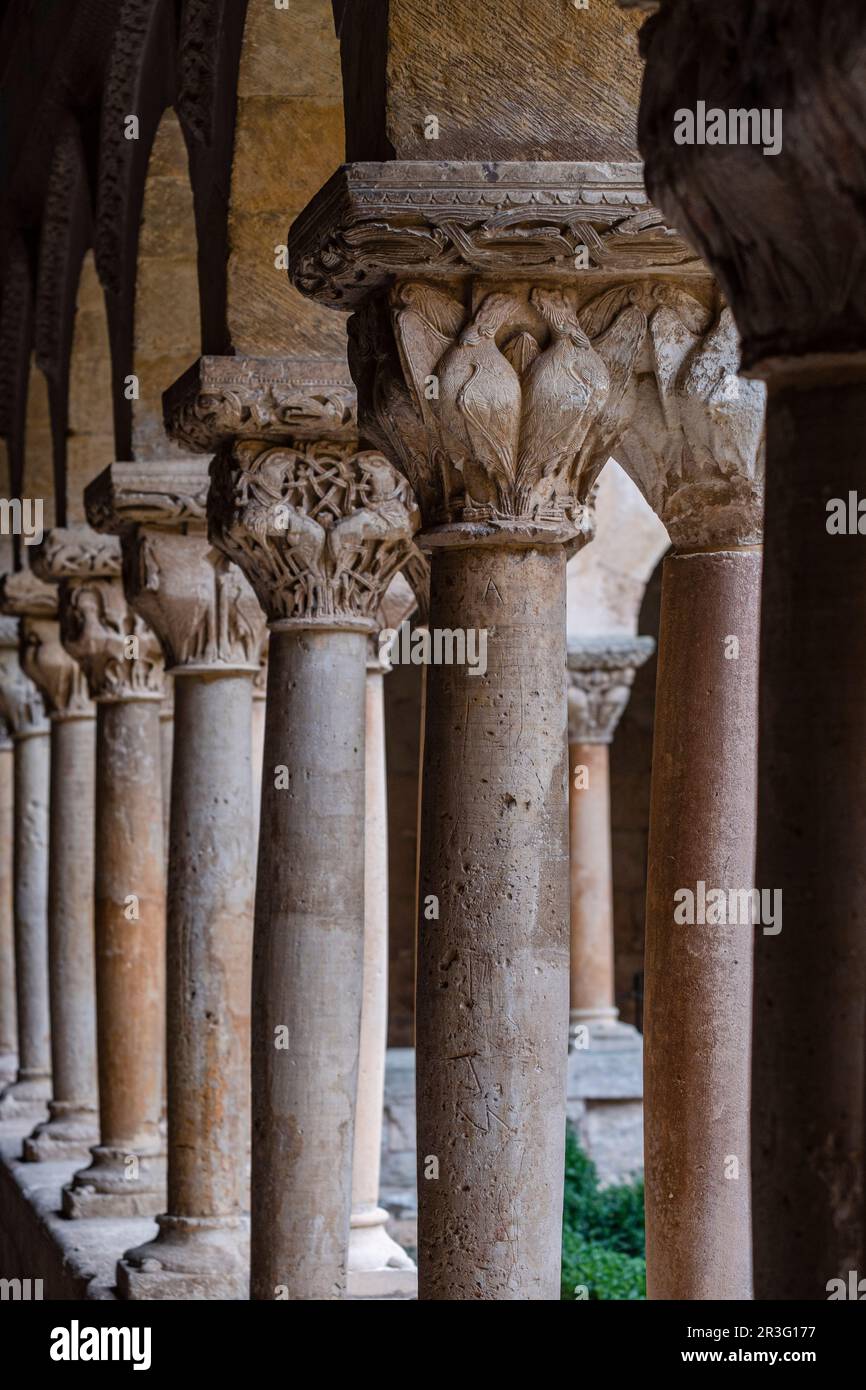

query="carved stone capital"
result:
[31,525,123,582]
[163,355,357,455]
[58,578,164,704]
[84,460,209,534]
[628,0,866,375]
[288,162,707,309]
[0,620,49,739]
[347,278,712,546]
[20,617,93,720]
[209,441,420,631]
[616,304,766,551]
[0,568,58,618]
[566,635,655,744]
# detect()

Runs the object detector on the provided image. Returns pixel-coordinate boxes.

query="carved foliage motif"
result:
[615,301,766,549]
[122,530,267,672]
[566,636,655,744]
[351,279,670,540]
[209,442,420,629]
[60,577,164,702]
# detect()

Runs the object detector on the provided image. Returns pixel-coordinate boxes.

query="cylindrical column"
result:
[159,683,173,866]
[416,544,570,1301]
[0,720,52,1118]
[643,549,760,1300]
[120,673,255,1297]
[251,627,367,1299]
[251,658,267,845]
[0,731,16,1085]
[568,742,616,1030]
[64,696,166,1216]
[347,651,416,1296]
[24,710,98,1159]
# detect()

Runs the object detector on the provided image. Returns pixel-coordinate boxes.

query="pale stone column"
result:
[7,571,99,1162]
[566,636,653,1045]
[166,356,419,1300]
[347,618,418,1297]
[159,681,173,867]
[82,459,266,1299]
[251,651,267,845]
[0,592,52,1121]
[35,528,169,1218]
[614,302,766,1299]
[0,645,17,1087]
[290,159,709,1298]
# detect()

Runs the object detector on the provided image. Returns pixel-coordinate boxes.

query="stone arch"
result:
[0,239,35,563]
[66,253,115,522]
[22,355,55,532]
[131,107,201,460]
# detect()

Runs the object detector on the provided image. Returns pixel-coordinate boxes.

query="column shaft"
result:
[643,549,760,1300]
[416,545,570,1301]
[0,739,16,1083]
[251,627,367,1300]
[568,741,617,1027]
[24,713,98,1158]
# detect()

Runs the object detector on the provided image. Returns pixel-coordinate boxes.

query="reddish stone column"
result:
[0,625,18,1087]
[41,529,169,1219]
[166,356,418,1299]
[0,605,51,1121]
[83,461,266,1298]
[566,637,653,1044]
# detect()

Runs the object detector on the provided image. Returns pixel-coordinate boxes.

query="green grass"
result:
[560,1126,646,1300]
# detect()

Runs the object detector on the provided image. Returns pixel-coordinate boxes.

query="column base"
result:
[346,1204,417,1298]
[22,1102,100,1162]
[0,1072,51,1121]
[117,1214,249,1300]
[62,1145,166,1219]
[0,1051,18,1086]
[568,1007,621,1051]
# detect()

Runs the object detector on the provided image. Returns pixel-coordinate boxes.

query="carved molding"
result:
[566,635,655,744]
[59,577,164,703]
[616,304,766,550]
[348,279,704,544]
[209,441,420,630]
[122,530,267,674]
[31,526,123,583]
[164,355,358,454]
[630,0,866,373]
[288,162,706,309]
[20,617,93,720]
[84,460,210,534]
[94,0,154,294]
[34,122,88,379]
[0,569,59,618]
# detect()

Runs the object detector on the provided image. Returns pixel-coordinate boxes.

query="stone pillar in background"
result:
[82,459,266,1300]
[9,566,99,1161]
[290,159,709,1299]
[251,650,267,845]
[0,586,51,1121]
[41,529,168,1218]
[0,631,17,1087]
[166,355,417,1300]
[566,636,654,1044]
[159,681,173,867]
[625,0,866,1296]
[348,590,419,1298]
[615,300,766,1299]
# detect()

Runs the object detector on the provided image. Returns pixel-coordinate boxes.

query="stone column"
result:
[347,614,418,1298]
[82,459,266,1299]
[251,651,267,844]
[566,636,653,1045]
[0,634,17,1087]
[290,159,710,1299]
[36,528,168,1218]
[159,681,173,867]
[615,302,766,1299]
[0,590,52,1121]
[165,356,419,1300]
[8,570,99,1161]
[622,0,866,1296]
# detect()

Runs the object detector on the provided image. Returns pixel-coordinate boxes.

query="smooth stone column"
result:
[0,610,51,1120]
[415,545,569,1300]
[20,614,98,1161]
[643,550,761,1300]
[0,724,16,1085]
[566,637,654,1045]
[347,645,416,1297]
[159,682,173,867]
[251,653,267,844]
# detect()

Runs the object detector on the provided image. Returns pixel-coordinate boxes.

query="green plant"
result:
[561,1126,646,1300]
